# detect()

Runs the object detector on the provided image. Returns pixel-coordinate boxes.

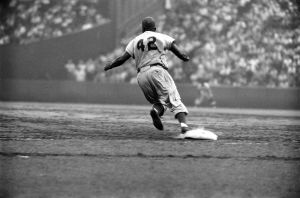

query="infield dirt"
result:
[1,102,300,198]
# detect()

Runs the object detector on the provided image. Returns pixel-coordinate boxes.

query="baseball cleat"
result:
[180,123,189,134]
[150,109,164,130]
[181,126,189,134]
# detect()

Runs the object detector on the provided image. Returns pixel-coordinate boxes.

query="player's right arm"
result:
[104,52,131,71]
[169,42,190,62]
[104,39,135,71]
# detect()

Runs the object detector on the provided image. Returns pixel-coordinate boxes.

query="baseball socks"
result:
[152,104,165,117]
[175,112,189,133]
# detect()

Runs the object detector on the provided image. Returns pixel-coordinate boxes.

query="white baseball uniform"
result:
[125,31,188,116]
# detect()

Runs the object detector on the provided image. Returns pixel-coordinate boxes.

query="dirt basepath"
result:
[1,102,300,198]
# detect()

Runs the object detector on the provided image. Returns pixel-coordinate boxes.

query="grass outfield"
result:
[0,102,300,198]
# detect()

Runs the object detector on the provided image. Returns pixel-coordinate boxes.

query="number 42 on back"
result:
[137,37,158,51]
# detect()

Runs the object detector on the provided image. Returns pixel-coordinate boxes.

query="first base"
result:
[176,128,218,140]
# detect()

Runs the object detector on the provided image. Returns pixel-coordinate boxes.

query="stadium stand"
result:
[0,0,299,88]
[69,0,299,88]
[0,0,109,45]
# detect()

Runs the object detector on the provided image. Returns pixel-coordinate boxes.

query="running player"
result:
[192,77,217,108]
[104,17,190,134]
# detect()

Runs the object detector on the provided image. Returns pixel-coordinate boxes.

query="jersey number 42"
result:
[137,36,158,51]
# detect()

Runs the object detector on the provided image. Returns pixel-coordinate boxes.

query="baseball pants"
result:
[137,66,188,116]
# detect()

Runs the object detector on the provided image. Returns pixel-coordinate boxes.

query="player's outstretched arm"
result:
[169,42,190,62]
[104,52,131,71]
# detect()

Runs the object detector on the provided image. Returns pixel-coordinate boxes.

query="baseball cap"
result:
[142,17,156,31]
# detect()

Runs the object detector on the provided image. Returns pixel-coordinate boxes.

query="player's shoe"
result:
[174,123,189,139]
[150,109,164,130]
[181,123,189,134]
[181,126,189,134]
[181,125,189,134]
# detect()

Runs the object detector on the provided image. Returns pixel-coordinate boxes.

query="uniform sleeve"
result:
[162,34,175,50]
[125,39,135,57]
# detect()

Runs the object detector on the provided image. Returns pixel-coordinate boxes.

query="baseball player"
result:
[104,17,191,134]
[192,77,217,107]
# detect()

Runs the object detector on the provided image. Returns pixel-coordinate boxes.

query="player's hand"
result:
[182,55,190,62]
[104,62,112,71]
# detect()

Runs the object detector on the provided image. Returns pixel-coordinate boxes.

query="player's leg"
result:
[152,103,166,117]
[149,106,164,130]
[193,82,201,107]
[137,70,164,130]
[149,103,166,130]
[196,88,206,107]
[175,112,189,133]
[203,82,217,107]
[151,67,189,133]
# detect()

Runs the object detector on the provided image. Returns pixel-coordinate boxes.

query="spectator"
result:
[62,0,298,88]
[75,60,86,82]
[65,59,76,80]
[0,0,109,45]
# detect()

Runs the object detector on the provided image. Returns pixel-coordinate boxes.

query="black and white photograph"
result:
[0,0,299,197]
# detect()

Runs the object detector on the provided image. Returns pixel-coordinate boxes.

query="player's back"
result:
[126,31,174,71]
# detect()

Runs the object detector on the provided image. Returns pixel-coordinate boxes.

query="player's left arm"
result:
[104,52,131,71]
[169,41,190,62]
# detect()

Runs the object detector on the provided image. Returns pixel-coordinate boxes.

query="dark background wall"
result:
[0,23,114,80]
[0,0,163,80]
[1,80,299,109]
[0,1,299,110]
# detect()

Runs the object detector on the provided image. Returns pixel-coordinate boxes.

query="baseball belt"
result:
[137,63,167,73]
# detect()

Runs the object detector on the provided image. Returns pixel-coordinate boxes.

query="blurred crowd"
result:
[1,0,298,87]
[163,0,300,87]
[65,50,138,84]
[0,0,109,45]
[69,0,298,88]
